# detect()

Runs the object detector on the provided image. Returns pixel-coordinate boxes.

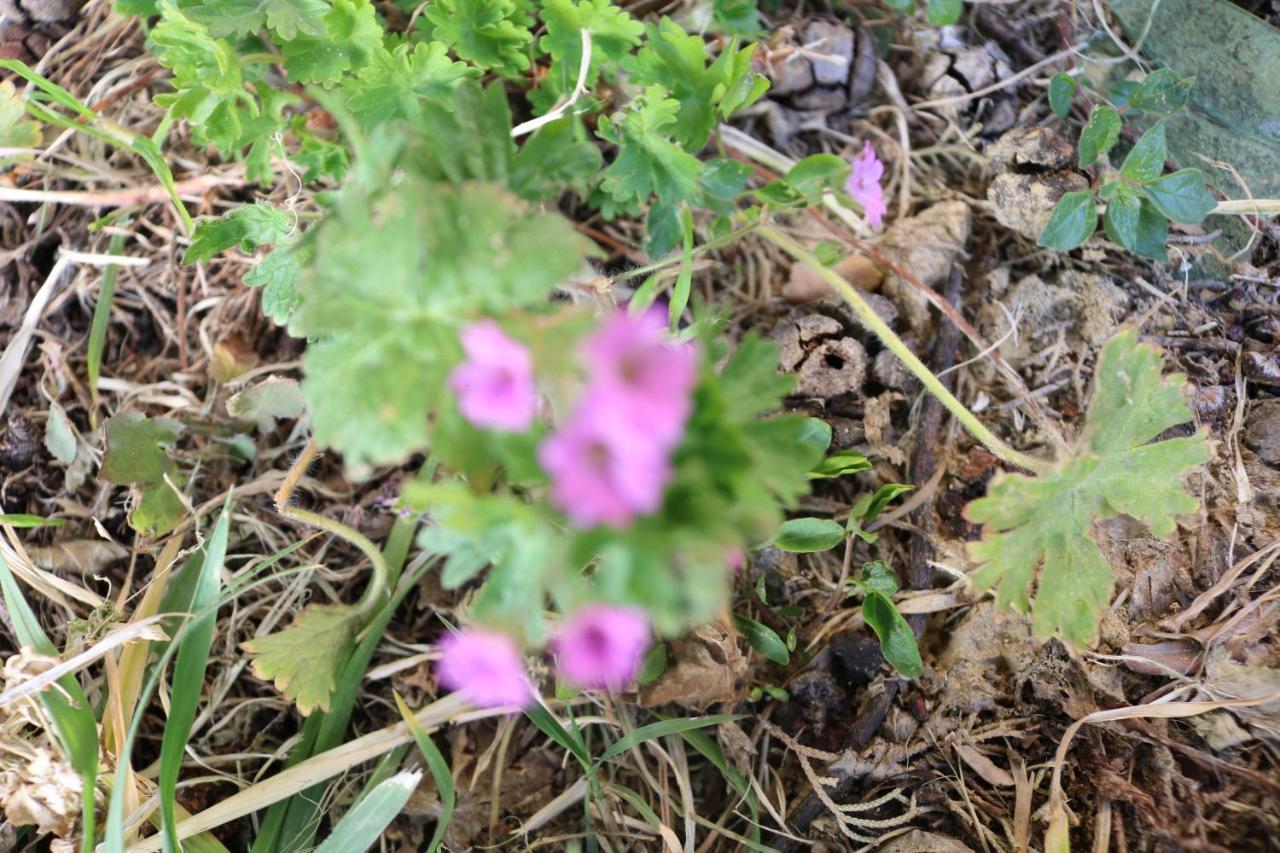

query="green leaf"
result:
[282,0,382,85]
[150,4,274,154]
[45,402,77,464]
[966,329,1208,646]
[426,0,533,76]
[184,204,292,264]
[345,43,481,129]
[809,449,871,479]
[785,153,850,198]
[623,18,767,150]
[537,0,643,102]
[733,614,790,664]
[394,693,454,853]
[925,0,962,26]
[1104,185,1171,260]
[1120,120,1168,182]
[861,590,922,677]
[857,561,899,597]
[1139,168,1216,224]
[296,180,586,469]
[1038,189,1097,251]
[1078,105,1122,168]
[524,702,593,771]
[101,412,183,484]
[227,377,306,431]
[0,513,64,527]
[242,604,358,714]
[184,0,329,39]
[1102,183,1143,251]
[715,333,794,420]
[132,480,189,539]
[853,483,914,524]
[884,0,914,9]
[243,246,302,326]
[1130,68,1193,113]
[0,79,40,149]
[711,0,761,35]
[636,642,666,684]
[511,118,603,201]
[312,770,422,853]
[773,517,844,552]
[1048,73,1076,118]
[159,507,229,853]
[797,417,832,455]
[597,88,704,209]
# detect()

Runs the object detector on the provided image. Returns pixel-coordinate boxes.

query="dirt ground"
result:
[2,0,1279,850]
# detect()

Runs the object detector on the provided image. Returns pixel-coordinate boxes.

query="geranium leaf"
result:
[242,603,358,715]
[965,330,1208,646]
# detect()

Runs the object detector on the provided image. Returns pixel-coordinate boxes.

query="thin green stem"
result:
[758,224,1049,475]
[608,222,759,286]
[274,441,388,617]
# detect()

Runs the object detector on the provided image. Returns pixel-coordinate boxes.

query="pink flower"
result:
[436,629,535,710]
[725,547,747,574]
[846,142,887,229]
[448,321,538,432]
[582,307,698,448]
[538,403,672,528]
[552,605,651,690]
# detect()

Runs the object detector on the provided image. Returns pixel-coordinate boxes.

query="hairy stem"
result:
[758,225,1049,474]
[274,440,388,614]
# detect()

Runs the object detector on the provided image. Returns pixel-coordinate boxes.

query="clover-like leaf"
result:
[102,413,184,484]
[242,603,358,715]
[965,329,1208,646]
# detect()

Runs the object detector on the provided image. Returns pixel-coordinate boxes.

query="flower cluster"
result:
[540,308,698,528]
[846,141,887,229]
[438,308,698,708]
[438,606,651,710]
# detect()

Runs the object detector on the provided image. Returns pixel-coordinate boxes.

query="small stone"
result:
[794,337,867,398]
[802,20,854,86]
[795,314,842,343]
[873,348,914,392]
[787,670,847,732]
[986,126,1076,171]
[1245,399,1280,466]
[829,631,884,687]
[783,252,884,303]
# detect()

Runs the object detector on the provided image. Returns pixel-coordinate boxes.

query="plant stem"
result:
[274,440,388,615]
[758,224,1049,474]
[608,221,759,286]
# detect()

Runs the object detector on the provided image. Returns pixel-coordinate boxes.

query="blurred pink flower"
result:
[725,547,747,574]
[538,403,672,528]
[582,307,698,448]
[448,320,538,432]
[552,605,651,690]
[436,629,534,710]
[846,142,887,229]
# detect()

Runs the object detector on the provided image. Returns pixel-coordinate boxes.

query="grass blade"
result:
[596,714,741,765]
[395,692,455,853]
[0,551,100,853]
[310,769,422,853]
[257,512,423,853]
[88,228,126,411]
[525,702,592,772]
[159,506,230,853]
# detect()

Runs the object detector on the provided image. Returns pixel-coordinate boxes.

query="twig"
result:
[511,30,592,137]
